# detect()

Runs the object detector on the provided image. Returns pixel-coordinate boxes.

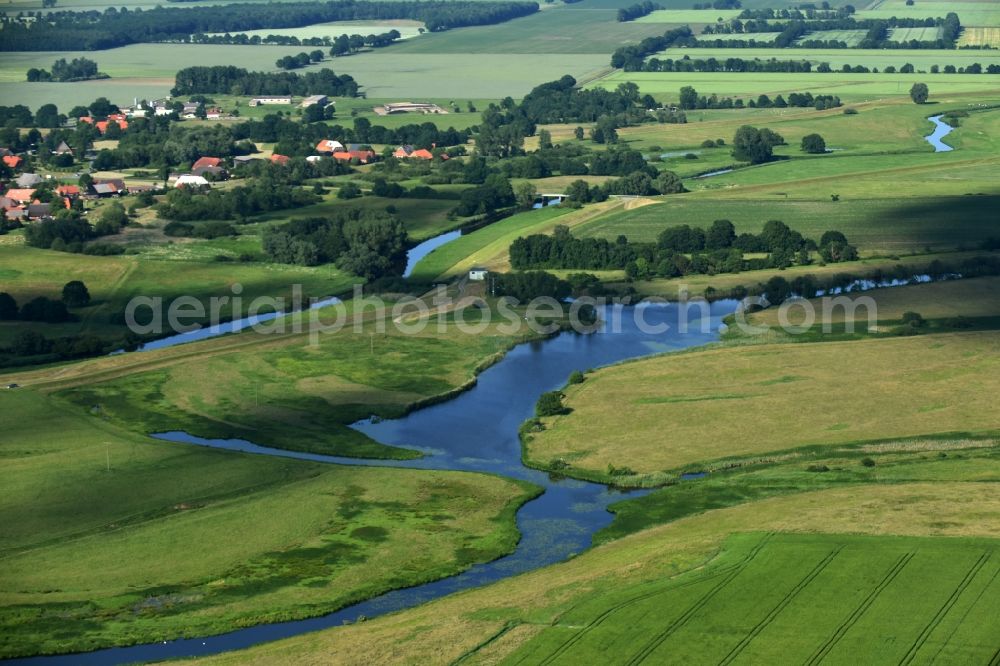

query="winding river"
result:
[9,300,735,665]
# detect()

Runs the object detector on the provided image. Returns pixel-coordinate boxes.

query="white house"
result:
[174,174,210,188]
[468,268,489,281]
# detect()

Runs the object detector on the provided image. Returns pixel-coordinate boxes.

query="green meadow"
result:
[0,389,537,658]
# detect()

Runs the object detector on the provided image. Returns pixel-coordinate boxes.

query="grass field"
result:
[0,389,537,658]
[505,531,1000,665]
[594,69,1000,101]
[695,31,778,42]
[188,481,1000,665]
[753,275,1000,327]
[524,332,1000,475]
[34,309,542,458]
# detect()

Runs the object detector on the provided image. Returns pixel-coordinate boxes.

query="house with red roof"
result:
[4,189,36,204]
[270,154,290,166]
[2,155,23,169]
[56,184,81,198]
[393,145,442,160]
[192,156,223,170]
[95,119,128,134]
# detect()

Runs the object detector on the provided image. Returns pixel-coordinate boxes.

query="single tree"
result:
[0,292,18,320]
[61,281,91,308]
[514,182,538,210]
[801,133,827,154]
[910,82,929,104]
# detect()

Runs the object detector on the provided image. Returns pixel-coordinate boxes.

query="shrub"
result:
[901,311,925,328]
[806,464,830,473]
[568,370,585,384]
[536,390,567,417]
[861,457,876,467]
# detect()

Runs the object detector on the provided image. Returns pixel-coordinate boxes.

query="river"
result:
[924,115,955,152]
[8,300,735,665]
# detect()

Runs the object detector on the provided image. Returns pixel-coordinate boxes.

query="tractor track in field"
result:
[805,551,916,665]
[719,545,845,666]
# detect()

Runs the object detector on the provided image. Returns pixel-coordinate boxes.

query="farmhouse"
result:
[2,155,23,169]
[270,154,290,166]
[53,141,73,156]
[4,189,36,204]
[95,119,128,134]
[26,203,52,220]
[205,107,224,119]
[16,173,43,188]
[92,178,127,197]
[374,102,448,116]
[56,185,80,198]
[393,145,436,160]
[249,97,292,107]
[154,105,172,117]
[193,165,229,180]
[301,95,329,108]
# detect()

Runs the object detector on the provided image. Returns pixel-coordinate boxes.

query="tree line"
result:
[509,220,859,280]
[617,1,661,22]
[0,0,539,50]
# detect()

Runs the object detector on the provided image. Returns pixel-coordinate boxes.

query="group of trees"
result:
[157,170,320,221]
[26,57,107,82]
[172,66,359,96]
[732,125,786,164]
[643,56,815,73]
[509,220,859,279]
[0,282,89,326]
[192,29,402,53]
[677,86,840,111]
[261,211,408,279]
[617,1,661,22]
[0,0,539,51]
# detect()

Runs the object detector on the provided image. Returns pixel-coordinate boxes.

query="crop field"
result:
[390,4,674,55]
[959,26,1000,46]
[856,1,1000,26]
[505,532,1000,665]
[888,26,944,42]
[0,389,535,658]
[797,29,868,45]
[188,482,1000,665]
[525,332,1000,474]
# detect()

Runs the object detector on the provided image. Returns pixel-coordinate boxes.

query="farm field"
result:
[0,389,536,658]
[696,31,778,42]
[505,532,1000,665]
[797,28,868,45]
[187,481,1000,665]
[524,332,1000,475]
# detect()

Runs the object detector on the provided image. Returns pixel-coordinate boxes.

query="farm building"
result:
[249,97,292,107]
[374,102,447,116]
[192,157,223,170]
[174,174,210,188]
[4,189,36,204]
[53,141,73,156]
[393,145,437,160]
[468,268,489,281]
[270,154,290,166]
[332,149,376,164]
[16,173,43,188]
[2,155,22,169]
[315,139,345,154]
